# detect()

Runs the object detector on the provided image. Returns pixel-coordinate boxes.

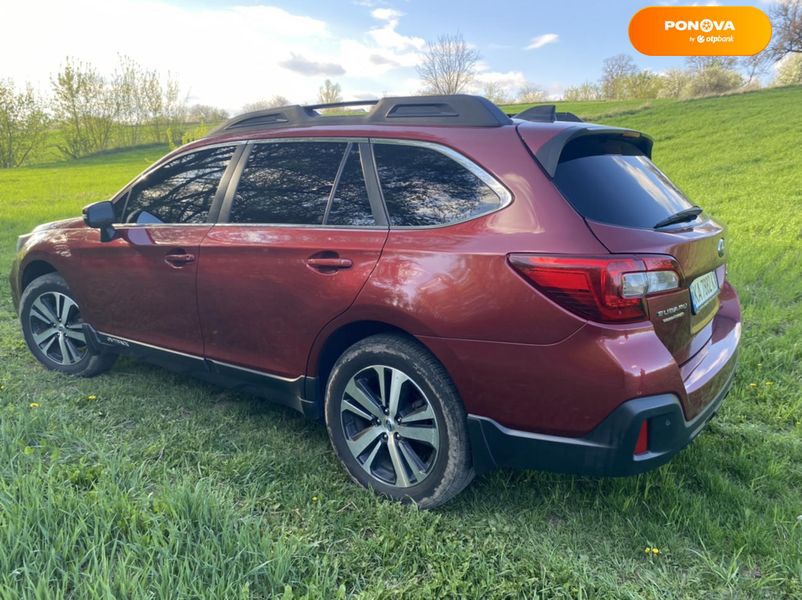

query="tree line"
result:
[0,56,231,168]
[1,0,799,168]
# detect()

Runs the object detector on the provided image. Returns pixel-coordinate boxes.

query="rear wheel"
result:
[20,273,116,377]
[325,334,473,508]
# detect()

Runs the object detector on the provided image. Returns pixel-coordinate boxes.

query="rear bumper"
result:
[467,363,735,476]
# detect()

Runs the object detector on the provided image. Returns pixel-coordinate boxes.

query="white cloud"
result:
[0,0,428,112]
[371,8,404,21]
[368,8,425,51]
[473,70,528,91]
[525,33,559,50]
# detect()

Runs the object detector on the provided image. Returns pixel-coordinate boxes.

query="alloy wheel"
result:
[339,365,440,488]
[28,291,88,366]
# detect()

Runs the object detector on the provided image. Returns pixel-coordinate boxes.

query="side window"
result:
[373,143,503,227]
[122,146,235,224]
[326,144,374,226]
[230,142,340,225]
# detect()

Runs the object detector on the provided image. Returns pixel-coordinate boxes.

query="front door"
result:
[197,139,388,379]
[76,145,238,356]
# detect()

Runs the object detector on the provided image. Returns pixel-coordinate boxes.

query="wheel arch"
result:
[307,319,447,410]
[21,260,58,291]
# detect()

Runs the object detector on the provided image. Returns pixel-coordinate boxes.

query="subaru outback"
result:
[9,96,741,508]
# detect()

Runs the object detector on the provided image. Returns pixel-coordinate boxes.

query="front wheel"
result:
[325,334,474,508]
[20,273,117,377]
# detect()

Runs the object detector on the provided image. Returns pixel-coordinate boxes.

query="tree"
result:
[0,80,49,168]
[601,54,638,99]
[623,70,663,99]
[516,83,547,103]
[241,95,290,113]
[684,56,743,97]
[768,0,802,60]
[563,81,601,101]
[658,69,693,98]
[481,81,512,105]
[52,58,120,158]
[775,52,802,86]
[187,104,229,123]
[417,33,480,95]
[317,80,342,105]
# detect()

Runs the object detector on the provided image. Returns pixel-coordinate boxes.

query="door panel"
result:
[197,227,387,378]
[76,225,210,354]
[74,145,239,355]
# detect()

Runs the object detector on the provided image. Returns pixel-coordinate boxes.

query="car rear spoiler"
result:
[532,125,654,178]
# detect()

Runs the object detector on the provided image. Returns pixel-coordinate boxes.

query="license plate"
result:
[689,270,719,313]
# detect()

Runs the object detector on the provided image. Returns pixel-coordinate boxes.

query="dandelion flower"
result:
[749,383,757,388]
[29,402,40,408]
[312,496,319,502]
[652,547,660,555]
[87,395,97,401]
[644,547,652,554]
[765,381,773,386]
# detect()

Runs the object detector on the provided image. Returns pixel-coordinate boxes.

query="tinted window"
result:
[374,143,502,227]
[553,137,697,229]
[326,144,374,226]
[123,146,234,224]
[230,142,343,225]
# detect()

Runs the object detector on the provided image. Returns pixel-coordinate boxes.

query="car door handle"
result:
[164,252,196,267]
[306,257,353,270]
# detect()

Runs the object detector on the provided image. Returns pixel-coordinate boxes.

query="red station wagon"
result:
[10,96,741,507]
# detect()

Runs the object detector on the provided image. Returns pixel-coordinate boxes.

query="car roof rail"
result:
[513,104,584,123]
[211,95,513,135]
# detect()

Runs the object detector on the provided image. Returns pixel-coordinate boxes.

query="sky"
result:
[0,0,773,113]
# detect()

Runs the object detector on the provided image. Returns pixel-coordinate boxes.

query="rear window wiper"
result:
[653,206,703,229]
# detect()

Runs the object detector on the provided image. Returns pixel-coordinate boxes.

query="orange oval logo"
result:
[629,6,772,56]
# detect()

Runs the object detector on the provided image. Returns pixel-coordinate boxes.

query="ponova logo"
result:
[629,6,771,56]
[664,19,735,32]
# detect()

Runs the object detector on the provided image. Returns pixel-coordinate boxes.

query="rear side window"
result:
[229,141,375,226]
[553,137,696,229]
[123,146,235,224]
[373,143,503,227]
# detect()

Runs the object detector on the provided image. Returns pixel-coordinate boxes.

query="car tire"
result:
[20,273,117,377]
[325,333,474,509]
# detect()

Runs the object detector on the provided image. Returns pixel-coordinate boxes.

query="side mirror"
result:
[82,201,117,242]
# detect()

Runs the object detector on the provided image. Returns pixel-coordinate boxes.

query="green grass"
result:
[1,88,801,598]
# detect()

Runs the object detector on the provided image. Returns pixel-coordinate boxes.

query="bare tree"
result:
[417,33,480,95]
[0,80,49,168]
[600,54,638,99]
[317,80,342,105]
[769,0,802,60]
[516,83,547,103]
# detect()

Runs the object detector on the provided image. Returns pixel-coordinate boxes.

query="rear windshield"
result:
[553,136,697,229]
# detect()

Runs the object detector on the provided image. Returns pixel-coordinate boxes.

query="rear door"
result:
[76,145,239,355]
[196,139,388,379]
[525,131,727,363]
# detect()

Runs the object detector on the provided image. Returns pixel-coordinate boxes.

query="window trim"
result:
[370,139,513,230]
[110,141,245,227]
[217,138,389,229]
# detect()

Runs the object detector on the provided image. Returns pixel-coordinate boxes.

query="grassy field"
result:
[1,87,801,598]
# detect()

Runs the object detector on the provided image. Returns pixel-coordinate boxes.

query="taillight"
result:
[634,421,649,455]
[508,254,682,323]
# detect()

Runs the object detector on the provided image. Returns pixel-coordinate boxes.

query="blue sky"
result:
[0,0,770,111]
